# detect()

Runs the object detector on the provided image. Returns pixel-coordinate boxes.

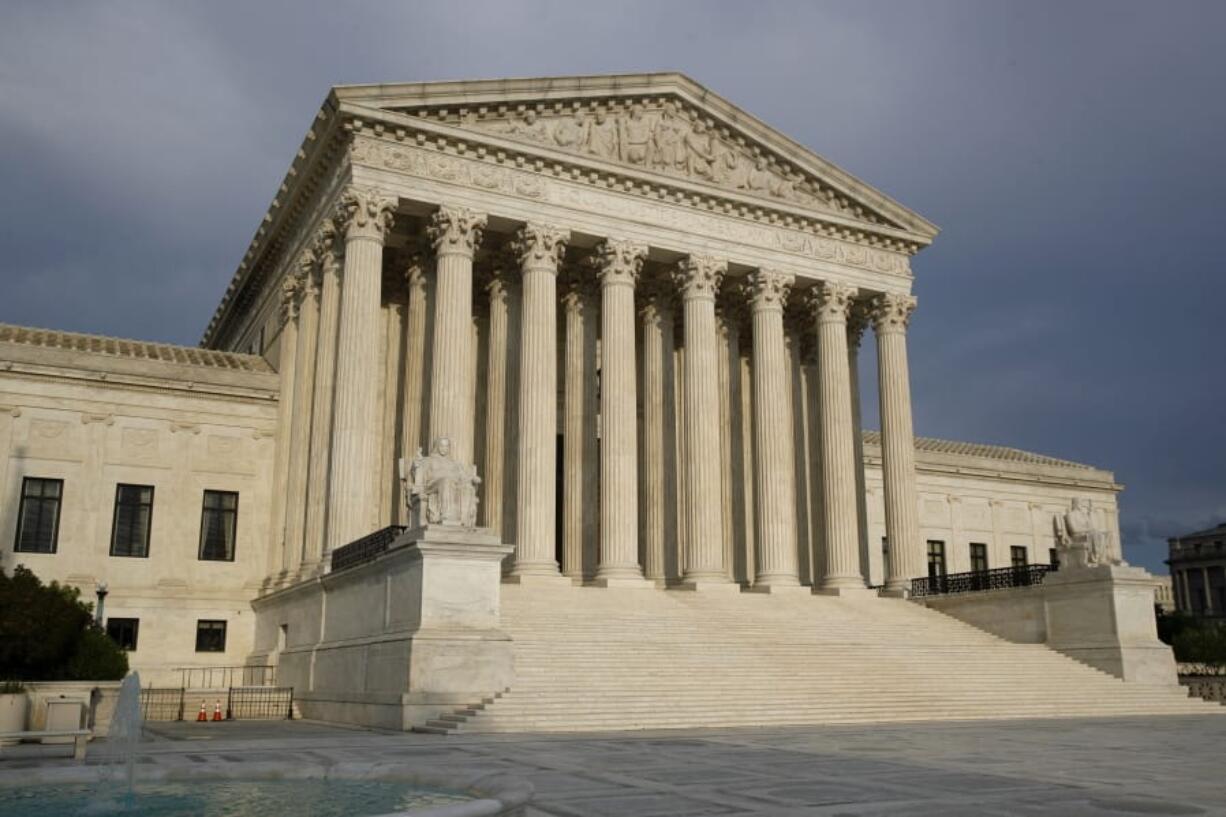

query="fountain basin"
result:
[0,761,532,816]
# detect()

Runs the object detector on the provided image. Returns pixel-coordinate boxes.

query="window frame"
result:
[13,477,64,554]
[106,617,140,651]
[109,483,155,558]
[195,619,228,653]
[969,542,989,573]
[1010,545,1029,570]
[926,539,947,580]
[198,490,239,562]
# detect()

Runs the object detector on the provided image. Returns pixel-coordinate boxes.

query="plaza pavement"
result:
[1,715,1223,815]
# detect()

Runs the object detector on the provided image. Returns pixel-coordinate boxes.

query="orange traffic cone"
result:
[212,700,223,722]
[196,701,207,722]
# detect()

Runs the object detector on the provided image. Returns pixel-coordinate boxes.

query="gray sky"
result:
[2,1,1223,573]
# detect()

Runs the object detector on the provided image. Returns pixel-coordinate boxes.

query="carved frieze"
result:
[348,136,911,279]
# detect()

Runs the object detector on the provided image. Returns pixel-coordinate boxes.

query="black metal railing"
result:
[330,525,406,572]
[911,564,1055,598]
[227,686,294,720]
[140,687,185,721]
[175,665,276,689]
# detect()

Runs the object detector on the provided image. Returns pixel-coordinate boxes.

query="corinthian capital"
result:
[870,292,918,334]
[296,249,320,297]
[805,281,858,323]
[593,238,648,287]
[747,268,795,312]
[512,222,570,271]
[280,274,301,323]
[427,205,487,257]
[311,219,341,281]
[335,187,396,241]
[671,255,727,301]
[403,251,428,298]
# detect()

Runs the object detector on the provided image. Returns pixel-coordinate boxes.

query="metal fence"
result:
[911,564,1055,598]
[139,687,185,721]
[227,686,294,720]
[175,665,276,689]
[330,524,407,572]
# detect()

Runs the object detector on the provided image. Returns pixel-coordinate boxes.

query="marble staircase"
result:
[417,583,1218,733]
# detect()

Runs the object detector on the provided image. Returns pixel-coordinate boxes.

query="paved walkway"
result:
[2,716,1223,815]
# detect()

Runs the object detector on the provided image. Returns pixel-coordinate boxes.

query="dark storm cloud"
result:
[1,0,1222,571]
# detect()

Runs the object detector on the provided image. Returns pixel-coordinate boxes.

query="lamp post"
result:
[94,582,108,627]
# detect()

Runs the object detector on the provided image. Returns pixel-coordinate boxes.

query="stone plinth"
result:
[251,525,514,730]
[1043,563,1179,685]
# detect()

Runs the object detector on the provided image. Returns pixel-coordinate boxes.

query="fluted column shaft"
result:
[400,256,429,461]
[426,206,486,465]
[873,293,922,593]
[326,188,396,552]
[511,223,570,576]
[811,281,866,592]
[674,256,729,584]
[595,239,649,583]
[284,260,320,576]
[482,259,513,535]
[303,227,342,569]
[267,280,300,581]
[749,270,800,588]
[561,278,598,579]
[640,289,675,581]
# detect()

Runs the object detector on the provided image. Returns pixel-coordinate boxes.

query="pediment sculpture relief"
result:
[421,100,879,222]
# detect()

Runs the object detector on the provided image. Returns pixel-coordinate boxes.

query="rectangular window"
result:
[110,484,154,557]
[198,490,239,561]
[106,618,139,651]
[1049,547,1060,570]
[926,540,946,580]
[1011,546,1028,569]
[970,543,988,573]
[195,620,227,653]
[14,477,63,553]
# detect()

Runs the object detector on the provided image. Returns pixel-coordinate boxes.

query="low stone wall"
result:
[921,563,1179,685]
[23,681,122,737]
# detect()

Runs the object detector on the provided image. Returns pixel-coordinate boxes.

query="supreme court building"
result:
[6,75,1199,730]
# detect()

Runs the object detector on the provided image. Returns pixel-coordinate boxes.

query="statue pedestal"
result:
[1044,563,1179,685]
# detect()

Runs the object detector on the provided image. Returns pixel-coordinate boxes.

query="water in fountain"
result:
[108,672,142,799]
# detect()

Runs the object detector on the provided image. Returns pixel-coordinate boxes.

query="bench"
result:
[0,729,91,760]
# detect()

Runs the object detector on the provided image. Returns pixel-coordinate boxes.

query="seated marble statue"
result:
[1053,498,1115,568]
[403,437,481,528]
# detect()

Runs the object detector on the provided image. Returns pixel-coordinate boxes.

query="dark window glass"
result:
[970,543,988,573]
[195,620,227,653]
[198,491,239,561]
[1011,546,1028,569]
[106,618,139,651]
[1049,547,1060,569]
[926,540,946,580]
[110,484,154,557]
[14,477,63,553]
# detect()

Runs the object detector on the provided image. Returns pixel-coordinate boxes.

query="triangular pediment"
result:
[332,73,938,242]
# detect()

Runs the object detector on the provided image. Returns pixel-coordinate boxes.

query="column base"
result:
[879,585,910,599]
[814,585,877,598]
[669,579,742,594]
[747,582,812,595]
[502,573,573,587]
[590,575,655,589]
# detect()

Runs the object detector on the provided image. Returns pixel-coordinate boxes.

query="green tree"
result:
[0,566,128,681]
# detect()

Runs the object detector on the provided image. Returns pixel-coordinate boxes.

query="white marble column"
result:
[266,276,300,584]
[400,253,430,467]
[673,255,732,588]
[746,269,801,589]
[594,239,649,586]
[716,293,748,584]
[302,223,342,571]
[639,283,676,582]
[284,251,320,578]
[325,187,396,553]
[560,273,598,580]
[847,303,872,584]
[510,222,570,579]
[872,292,921,594]
[425,206,486,465]
[482,250,516,539]
[809,281,867,594]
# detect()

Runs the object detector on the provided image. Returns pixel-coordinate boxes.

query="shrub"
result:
[1172,623,1226,668]
[0,566,128,681]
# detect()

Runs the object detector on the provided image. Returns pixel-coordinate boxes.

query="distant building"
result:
[1153,575,1176,613]
[1167,523,1226,617]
